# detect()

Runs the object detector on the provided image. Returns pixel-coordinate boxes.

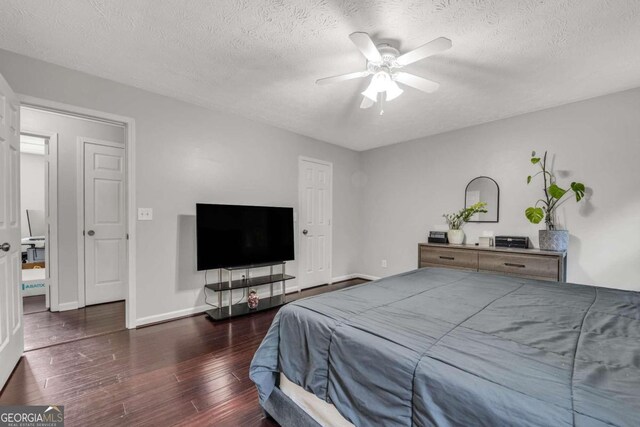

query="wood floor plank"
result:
[1,279,366,426]
[23,295,48,314]
[23,301,126,351]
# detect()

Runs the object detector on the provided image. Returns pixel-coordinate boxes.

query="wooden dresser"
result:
[418,243,567,282]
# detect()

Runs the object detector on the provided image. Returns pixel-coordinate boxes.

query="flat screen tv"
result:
[196,203,295,270]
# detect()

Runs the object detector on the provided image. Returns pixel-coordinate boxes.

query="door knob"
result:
[87,230,95,236]
[302,229,308,235]
[0,242,10,252]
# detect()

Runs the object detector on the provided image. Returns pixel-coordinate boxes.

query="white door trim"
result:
[18,94,137,329]
[20,127,59,311]
[297,156,333,289]
[77,137,126,308]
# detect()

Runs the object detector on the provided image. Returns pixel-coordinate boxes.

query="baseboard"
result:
[136,304,210,327]
[348,273,380,281]
[291,274,377,293]
[330,273,379,283]
[330,274,357,283]
[57,301,79,311]
[285,285,299,294]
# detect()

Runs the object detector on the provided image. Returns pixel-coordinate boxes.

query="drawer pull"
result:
[504,262,526,268]
[439,256,455,260]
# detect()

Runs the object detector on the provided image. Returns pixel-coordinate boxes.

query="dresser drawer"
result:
[478,252,559,281]
[420,246,478,270]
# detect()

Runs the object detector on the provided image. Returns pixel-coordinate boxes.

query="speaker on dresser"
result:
[494,236,529,249]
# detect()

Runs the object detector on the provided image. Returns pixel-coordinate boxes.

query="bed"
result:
[249,268,640,426]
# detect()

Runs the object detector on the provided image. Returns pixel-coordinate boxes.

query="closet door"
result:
[298,158,332,289]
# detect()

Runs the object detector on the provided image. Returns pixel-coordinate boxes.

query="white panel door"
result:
[0,72,23,389]
[43,136,56,310]
[84,142,126,305]
[298,158,332,289]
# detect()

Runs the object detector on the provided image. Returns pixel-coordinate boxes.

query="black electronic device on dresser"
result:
[428,231,449,244]
[495,236,530,249]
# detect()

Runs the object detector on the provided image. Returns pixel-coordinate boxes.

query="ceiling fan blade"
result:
[360,96,375,109]
[316,71,370,85]
[395,72,440,93]
[349,32,382,62]
[396,37,452,66]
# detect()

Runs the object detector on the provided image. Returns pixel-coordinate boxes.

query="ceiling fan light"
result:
[385,81,403,101]
[371,71,391,92]
[361,84,379,102]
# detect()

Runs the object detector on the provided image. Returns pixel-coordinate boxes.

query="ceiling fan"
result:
[316,32,452,114]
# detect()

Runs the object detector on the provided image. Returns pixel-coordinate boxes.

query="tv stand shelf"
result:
[205,295,286,321]
[203,261,292,320]
[204,273,295,292]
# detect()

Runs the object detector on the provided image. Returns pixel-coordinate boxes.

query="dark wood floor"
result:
[23,295,48,315]
[1,279,367,426]
[23,301,126,351]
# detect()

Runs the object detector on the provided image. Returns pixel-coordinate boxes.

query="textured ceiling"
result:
[1,0,639,151]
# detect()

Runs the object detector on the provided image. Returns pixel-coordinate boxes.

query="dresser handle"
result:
[439,256,455,260]
[504,262,526,268]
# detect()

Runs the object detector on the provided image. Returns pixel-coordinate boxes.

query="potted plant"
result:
[525,151,586,251]
[443,202,488,244]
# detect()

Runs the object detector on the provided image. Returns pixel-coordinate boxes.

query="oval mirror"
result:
[465,176,499,222]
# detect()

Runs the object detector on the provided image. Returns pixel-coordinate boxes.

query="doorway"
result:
[18,97,137,331]
[0,73,137,390]
[298,157,333,289]
[18,103,133,351]
[18,130,57,316]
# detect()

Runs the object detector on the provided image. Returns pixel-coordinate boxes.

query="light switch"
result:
[138,208,153,221]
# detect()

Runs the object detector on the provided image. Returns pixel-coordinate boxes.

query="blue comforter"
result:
[249,268,640,426]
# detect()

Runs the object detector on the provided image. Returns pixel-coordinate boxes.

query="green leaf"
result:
[548,184,567,199]
[527,175,532,184]
[571,182,586,202]
[531,157,540,165]
[525,207,544,224]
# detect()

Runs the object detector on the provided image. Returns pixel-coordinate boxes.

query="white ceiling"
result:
[1,1,639,151]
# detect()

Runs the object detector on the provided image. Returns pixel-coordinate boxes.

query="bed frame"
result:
[262,386,321,427]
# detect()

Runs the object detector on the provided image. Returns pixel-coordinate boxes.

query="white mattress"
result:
[279,373,354,427]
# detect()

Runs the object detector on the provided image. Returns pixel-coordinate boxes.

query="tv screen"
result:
[196,204,295,270]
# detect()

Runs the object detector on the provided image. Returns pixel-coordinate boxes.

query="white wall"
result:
[2,46,638,325]
[360,88,640,291]
[21,108,125,305]
[19,152,44,238]
[0,48,363,324]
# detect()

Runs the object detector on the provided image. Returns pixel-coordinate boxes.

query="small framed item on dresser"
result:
[428,231,448,244]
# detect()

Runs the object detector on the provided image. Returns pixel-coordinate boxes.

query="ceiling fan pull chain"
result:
[379,93,385,116]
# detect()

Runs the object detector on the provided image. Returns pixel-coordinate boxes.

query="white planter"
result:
[539,229,569,251]
[447,229,465,245]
